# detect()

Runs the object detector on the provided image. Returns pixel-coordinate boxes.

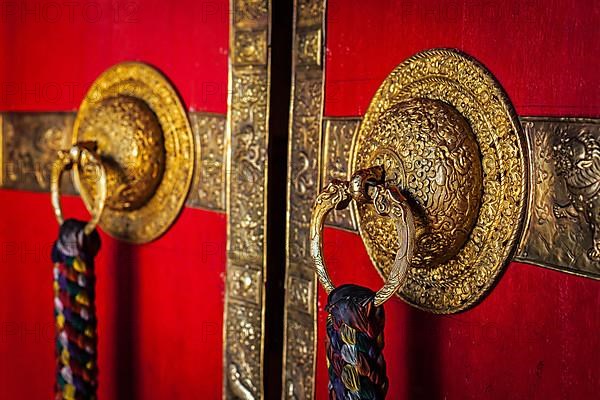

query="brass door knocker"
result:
[48,62,194,400]
[51,142,107,235]
[310,166,416,399]
[311,48,526,399]
[311,166,416,307]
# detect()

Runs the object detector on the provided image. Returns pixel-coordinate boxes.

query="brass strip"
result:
[516,117,600,279]
[223,0,271,398]
[0,112,76,194]
[320,116,600,279]
[282,0,327,398]
[0,111,227,212]
[187,113,227,211]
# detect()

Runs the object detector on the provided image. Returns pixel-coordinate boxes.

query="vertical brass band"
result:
[0,111,226,212]
[282,0,327,398]
[223,0,271,398]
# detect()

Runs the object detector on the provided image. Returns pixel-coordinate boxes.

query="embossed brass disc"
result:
[351,49,527,313]
[73,62,194,243]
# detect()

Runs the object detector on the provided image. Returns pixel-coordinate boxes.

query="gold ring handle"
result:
[51,143,107,236]
[310,168,416,307]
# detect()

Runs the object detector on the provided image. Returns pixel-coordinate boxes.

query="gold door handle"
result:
[311,166,416,306]
[315,49,527,313]
[66,62,194,243]
[51,142,107,235]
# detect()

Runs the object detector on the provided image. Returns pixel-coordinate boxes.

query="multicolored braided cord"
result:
[325,284,388,400]
[51,219,101,400]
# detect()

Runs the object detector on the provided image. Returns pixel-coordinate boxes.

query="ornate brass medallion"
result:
[351,49,528,313]
[73,62,194,243]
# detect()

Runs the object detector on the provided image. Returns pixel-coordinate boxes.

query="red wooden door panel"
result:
[317,1,600,399]
[0,1,228,399]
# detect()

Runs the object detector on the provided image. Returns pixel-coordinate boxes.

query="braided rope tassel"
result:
[326,284,388,400]
[52,219,101,400]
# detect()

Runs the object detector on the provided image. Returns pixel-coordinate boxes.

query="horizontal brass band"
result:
[0,111,227,212]
[321,116,600,279]
[517,117,600,279]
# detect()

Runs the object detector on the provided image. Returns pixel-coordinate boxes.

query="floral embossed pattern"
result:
[351,49,527,313]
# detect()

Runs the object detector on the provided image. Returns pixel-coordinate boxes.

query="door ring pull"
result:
[310,166,416,307]
[51,142,107,236]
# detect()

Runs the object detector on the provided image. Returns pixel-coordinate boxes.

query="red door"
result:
[283,1,600,399]
[0,1,228,399]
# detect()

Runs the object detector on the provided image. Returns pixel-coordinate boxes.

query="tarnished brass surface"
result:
[282,0,327,398]
[0,113,76,194]
[310,168,416,307]
[0,112,226,212]
[187,113,227,211]
[516,118,600,278]
[223,1,271,398]
[72,62,194,243]
[351,49,527,313]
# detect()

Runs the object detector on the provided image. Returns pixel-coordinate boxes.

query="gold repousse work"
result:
[73,62,194,243]
[187,113,227,211]
[282,0,327,398]
[0,112,226,212]
[517,118,600,278]
[358,98,484,269]
[223,0,271,398]
[352,49,528,313]
[0,113,76,194]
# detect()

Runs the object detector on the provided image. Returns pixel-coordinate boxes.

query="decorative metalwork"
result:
[1,112,76,194]
[223,0,271,398]
[516,118,600,278]
[322,117,360,231]
[51,143,107,236]
[187,113,227,211]
[282,0,326,398]
[351,49,527,314]
[0,111,226,212]
[356,98,484,269]
[310,167,416,307]
[72,62,194,243]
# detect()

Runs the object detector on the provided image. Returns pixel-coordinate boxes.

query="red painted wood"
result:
[319,1,600,399]
[0,1,228,399]
[325,0,600,118]
[317,229,600,400]
[0,190,226,400]
[0,0,228,112]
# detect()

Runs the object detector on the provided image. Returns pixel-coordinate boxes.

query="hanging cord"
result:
[311,167,416,400]
[326,285,387,400]
[52,220,101,400]
[50,144,106,400]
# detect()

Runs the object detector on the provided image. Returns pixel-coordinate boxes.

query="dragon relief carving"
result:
[553,128,600,261]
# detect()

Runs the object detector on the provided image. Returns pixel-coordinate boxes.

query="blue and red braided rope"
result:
[52,219,101,400]
[326,284,388,400]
